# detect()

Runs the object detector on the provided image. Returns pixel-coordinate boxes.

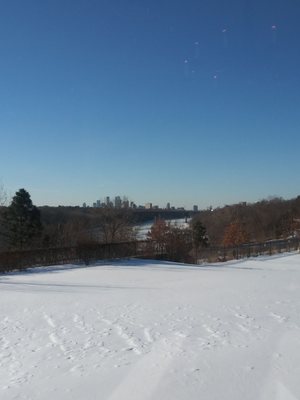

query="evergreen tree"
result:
[191,220,208,262]
[191,220,208,248]
[2,188,42,249]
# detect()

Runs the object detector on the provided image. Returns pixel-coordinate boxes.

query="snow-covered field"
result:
[1,254,300,400]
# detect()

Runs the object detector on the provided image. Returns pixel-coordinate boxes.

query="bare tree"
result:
[147,218,193,262]
[0,184,7,206]
[0,184,8,249]
[222,222,249,247]
[42,217,93,247]
[96,208,135,243]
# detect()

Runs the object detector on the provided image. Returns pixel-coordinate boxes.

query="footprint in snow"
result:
[269,312,288,323]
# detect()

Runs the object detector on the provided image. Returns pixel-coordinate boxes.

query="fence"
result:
[0,241,145,274]
[0,238,299,274]
[199,238,300,263]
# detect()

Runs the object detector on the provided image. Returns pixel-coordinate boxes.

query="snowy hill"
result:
[1,254,300,399]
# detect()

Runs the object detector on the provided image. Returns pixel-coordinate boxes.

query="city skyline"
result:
[83,195,198,211]
[1,0,300,208]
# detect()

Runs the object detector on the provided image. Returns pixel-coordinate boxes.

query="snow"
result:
[136,218,190,239]
[1,254,300,399]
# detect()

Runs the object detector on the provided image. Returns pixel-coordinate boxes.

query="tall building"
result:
[166,202,170,210]
[114,196,122,208]
[145,203,152,209]
[105,196,110,206]
[193,205,198,212]
[96,200,101,208]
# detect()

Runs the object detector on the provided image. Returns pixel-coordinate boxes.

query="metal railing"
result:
[0,241,146,273]
[198,238,300,263]
[0,237,299,274]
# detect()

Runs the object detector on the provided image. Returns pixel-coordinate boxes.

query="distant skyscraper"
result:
[82,202,87,208]
[115,196,122,208]
[96,200,101,208]
[145,203,152,209]
[106,196,110,206]
[193,205,198,212]
[166,202,170,210]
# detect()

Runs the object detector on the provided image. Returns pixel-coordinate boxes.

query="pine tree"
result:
[2,188,42,249]
[191,220,208,262]
[191,220,208,248]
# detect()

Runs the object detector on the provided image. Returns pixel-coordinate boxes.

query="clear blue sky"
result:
[1,0,300,209]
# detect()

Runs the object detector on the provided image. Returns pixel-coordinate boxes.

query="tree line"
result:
[193,197,300,246]
[0,189,137,251]
[1,188,299,265]
[0,188,208,263]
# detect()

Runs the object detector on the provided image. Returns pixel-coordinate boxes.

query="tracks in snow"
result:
[1,300,299,395]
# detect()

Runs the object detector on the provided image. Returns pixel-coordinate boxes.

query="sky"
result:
[0,0,300,209]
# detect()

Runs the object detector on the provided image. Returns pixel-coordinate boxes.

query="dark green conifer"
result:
[191,220,208,248]
[2,188,42,249]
